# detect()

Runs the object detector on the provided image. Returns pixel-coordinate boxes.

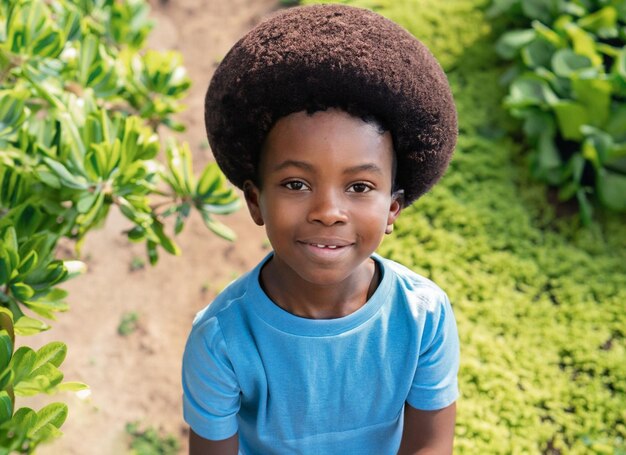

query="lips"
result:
[298,239,353,248]
[297,239,354,260]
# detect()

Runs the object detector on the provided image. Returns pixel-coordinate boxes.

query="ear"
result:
[243,180,264,226]
[386,190,403,233]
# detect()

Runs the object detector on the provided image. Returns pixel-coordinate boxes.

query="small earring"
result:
[385,225,394,235]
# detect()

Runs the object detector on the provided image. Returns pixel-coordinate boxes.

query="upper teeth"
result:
[314,244,337,249]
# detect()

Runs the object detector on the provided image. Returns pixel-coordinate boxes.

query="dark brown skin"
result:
[188,109,456,454]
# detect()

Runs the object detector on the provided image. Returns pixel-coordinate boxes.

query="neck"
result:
[260,256,379,319]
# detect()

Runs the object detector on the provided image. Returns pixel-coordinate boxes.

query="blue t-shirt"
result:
[182,253,459,454]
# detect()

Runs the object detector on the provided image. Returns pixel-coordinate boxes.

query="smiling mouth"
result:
[299,240,352,248]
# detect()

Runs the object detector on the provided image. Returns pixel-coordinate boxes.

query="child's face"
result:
[244,108,402,287]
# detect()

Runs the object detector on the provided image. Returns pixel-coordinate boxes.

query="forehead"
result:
[259,108,394,171]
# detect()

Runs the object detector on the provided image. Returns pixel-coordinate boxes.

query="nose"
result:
[306,188,348,226]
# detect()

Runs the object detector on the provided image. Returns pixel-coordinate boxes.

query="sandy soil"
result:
[20,0,282,453]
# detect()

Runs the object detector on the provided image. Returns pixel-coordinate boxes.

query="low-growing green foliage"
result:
[306,0,626,452]
[0,0,239,452]
[117,311,139,336]
[126,421,179,455]
[490,0,626,223]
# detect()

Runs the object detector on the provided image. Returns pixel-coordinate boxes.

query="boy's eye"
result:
[284,181,309,191]
[347,183,372,193]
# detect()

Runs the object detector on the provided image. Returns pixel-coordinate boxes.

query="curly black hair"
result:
[205,4,457,205]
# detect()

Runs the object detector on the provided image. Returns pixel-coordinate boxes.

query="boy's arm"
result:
[189,429,238,455]
[397,402,456,455]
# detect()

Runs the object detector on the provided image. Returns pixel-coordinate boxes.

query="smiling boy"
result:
[182,4,459,455]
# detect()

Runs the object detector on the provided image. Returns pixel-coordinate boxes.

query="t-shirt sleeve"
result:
[406,291,460,411]
[182,316,241,440]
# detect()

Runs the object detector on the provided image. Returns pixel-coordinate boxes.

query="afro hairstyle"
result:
[204,3,457,206]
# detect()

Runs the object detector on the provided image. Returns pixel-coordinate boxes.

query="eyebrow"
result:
[271,160,383,175]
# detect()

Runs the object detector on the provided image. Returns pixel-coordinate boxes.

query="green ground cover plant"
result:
[126,421,179,455]
[304,0,626,453]
[0,0,239,452]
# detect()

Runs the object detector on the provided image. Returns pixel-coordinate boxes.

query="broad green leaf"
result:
[572,78,611,127]
[577,6,618,38]
[521,39,555,68]
[34,342,66,370]
[551,49,593,77]
[15,363,63,396]
[564,23,603,66]
[9,407,37,435]
[75,191,99,214]
[0,391,12,425]
[552,101,589,140]
[0,330,12,372]
[18,250,38,275]
[532,20,565,48]
[10,282,35,301]
[13,316,50,336]
[9,347,36,385]
[606,103,626,141]
[0,309,14,343]
[521,0,558,23]
[596,168,626,210]
[56,381,89,392]
[495,29,536,59]
[29,422,63,443]
[0,365,13,392]
[33,402,67,432]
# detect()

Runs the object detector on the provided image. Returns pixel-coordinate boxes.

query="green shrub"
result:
[490,0,626,223]
[0,0,239,452]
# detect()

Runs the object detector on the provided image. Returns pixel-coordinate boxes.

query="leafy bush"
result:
[0,0,239,452]
[490,0,626,223]
[126,421,179,455]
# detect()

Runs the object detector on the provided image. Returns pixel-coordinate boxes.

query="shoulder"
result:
[190,255,267,329]
[377,255,451,315]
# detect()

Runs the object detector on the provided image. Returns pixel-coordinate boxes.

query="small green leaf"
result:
[495,29,536,59]
[551,49,593,77]
[147,240,158,266]
[201,212,236,242]
[596,168,626,210]
[0,330,12,373]
[151,220,180,256]
[0,391,12,425]
[553,101,588,140]
[0,308,14,344]
[34,342,66,370]
[9,347,36,385]
[56,381,89,393]
[17,250,38,275]
[34,402,67,431]
[13,316,50,336]
[577,6,618,39]
[42,157,88,190]
[10,282,35,300]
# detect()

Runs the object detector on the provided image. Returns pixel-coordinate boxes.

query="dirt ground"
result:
[21,0,283,453]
